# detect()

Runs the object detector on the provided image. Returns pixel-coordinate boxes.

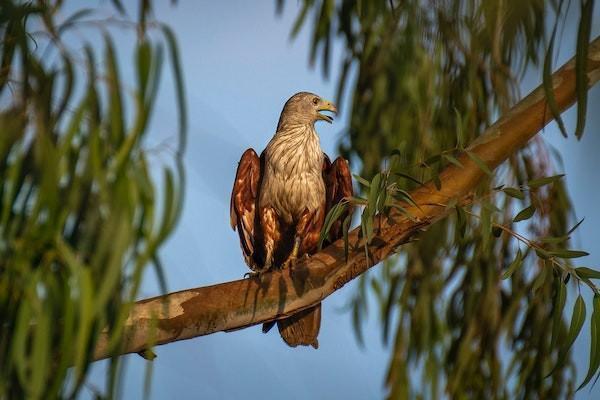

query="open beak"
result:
[317,100,337,123]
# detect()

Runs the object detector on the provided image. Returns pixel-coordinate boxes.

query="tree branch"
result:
[93,36,600,361]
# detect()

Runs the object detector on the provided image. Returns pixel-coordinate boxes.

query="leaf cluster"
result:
[0,2,185,398]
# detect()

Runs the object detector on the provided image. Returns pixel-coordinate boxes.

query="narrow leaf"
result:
[502,249,523,280]
[443,154,463,168]
[527,174,565,189]
[574,0,593,139]
[575,267,600,280]
[568,218,585,235]
[577,295,600,390]
[551,277,567,349]
[513,205,536,222]
[353,174,370,188]
[466,150,492,176]
[550,250,589,259]
[502,187,525,200]
[393,172,423,186]
[543,7,569,137]
[549,294,586,376]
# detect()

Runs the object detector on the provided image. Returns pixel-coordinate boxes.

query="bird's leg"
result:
[281,236,301,269]
[245,240,276,279]
[281,209,317,269]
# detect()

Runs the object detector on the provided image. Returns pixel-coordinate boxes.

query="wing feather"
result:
[230,149,261,268]
[322,155,353,242]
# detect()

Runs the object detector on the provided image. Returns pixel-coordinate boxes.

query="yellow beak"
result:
[317,99,337,123]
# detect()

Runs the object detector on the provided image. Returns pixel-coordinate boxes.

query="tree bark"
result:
[93,36,600,361]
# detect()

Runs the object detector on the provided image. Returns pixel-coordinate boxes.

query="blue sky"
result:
[79,1,600,399]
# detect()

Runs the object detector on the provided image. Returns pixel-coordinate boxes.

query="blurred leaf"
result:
[549,250,589,259]
[513,205,536,222]
[578,295,600,390]
[575,267,600,280]
[574,0,593,139]
[353,174,371,188]
[443,154,463,168]
[466,150,492,176]
[567,218,585,235]
[549,294,586,376]
[551,277,567,349]
[527,174,565,188]
[543,2,569,138]
[502,187,525,200]
[502,249,523,280]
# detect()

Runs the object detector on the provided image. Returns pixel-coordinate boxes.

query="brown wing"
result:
[230,148,261,269]
[322,154,353,242]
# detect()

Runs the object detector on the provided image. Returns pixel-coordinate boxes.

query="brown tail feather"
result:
[277,303,321,349]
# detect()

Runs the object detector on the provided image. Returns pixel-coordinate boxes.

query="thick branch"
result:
[94,36,600,361]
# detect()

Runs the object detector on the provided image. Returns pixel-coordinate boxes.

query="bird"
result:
[230,92,353,348]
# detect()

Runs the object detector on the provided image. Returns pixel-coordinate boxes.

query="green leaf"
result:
[575,267,600,280]
[548,294,586,376]
[31,300,51,397]
[513,205,536,222]
[550,277,567,349]
[393,172,423,186]
[136,40,152,99]
[543,6,569,138]
[420,154,441,167]
[549,250,589,259]
[535,247,552,260]
[353,174,371,188]
[104,34,125,145]
[432,171,442,190]
[574,0,593,139]
[502,249,523,280]
[443,154,463,168]
[455,206,466,238]
[368,173,382,212]
[539,235,570,245]
[342,214,351,261]
[568,218,585,235]
[349,196,368,205]
[526,174,565,189]
[161,24,188,151]
[533,263,550,293]
[319,201,348,249]
[578,295,600,390]
[502,187,525,200]
[466,150,492,176]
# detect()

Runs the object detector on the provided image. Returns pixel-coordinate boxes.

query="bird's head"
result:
[277,92,337,130]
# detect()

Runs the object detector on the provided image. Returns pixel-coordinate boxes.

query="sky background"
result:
[70,1,600,398]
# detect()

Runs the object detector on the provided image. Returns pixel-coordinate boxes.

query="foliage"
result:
[0,1,185,398]
[285,0,598,398]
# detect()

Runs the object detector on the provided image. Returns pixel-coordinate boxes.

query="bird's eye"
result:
[312,97,319,105]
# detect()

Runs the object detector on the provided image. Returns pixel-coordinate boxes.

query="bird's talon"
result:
[244,269,266,279]
[244,271,258,279]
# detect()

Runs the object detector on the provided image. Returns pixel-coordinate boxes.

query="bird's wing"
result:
[322,154,354,242]
[230,148,261,268]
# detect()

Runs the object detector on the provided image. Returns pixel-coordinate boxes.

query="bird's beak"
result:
[317,99,337,123]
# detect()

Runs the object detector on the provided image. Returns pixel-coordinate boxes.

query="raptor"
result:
[230,92,353,348]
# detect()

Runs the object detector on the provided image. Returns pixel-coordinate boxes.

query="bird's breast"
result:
[259,127,325,224]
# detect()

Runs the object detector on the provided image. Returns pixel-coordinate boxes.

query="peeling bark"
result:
[93,36,600,361]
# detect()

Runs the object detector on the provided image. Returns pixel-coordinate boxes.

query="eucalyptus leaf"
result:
[513,205,536,222]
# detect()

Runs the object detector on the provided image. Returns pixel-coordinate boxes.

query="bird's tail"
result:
[276,303,321,349]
